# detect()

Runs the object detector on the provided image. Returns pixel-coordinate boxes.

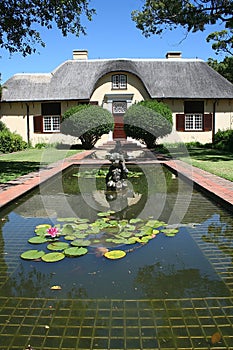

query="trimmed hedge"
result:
[61,104,114,149]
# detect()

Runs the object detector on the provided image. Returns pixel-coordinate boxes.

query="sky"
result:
[0,0,227,83]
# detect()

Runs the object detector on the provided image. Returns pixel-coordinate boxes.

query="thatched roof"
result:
[2,58,233,102]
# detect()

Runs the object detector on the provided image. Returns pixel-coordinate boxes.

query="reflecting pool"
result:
[0,164,232,349]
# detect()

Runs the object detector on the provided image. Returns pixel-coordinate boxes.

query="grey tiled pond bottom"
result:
[0,296,232,350]
[0,165,233,349]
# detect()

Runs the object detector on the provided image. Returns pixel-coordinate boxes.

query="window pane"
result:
[43,116,52,131]
[42,103,61,115]
[185,115,194,130]
[194,114,203,130]
[120,74,127,88]
[52,116,60,131]
[112,75,119,89]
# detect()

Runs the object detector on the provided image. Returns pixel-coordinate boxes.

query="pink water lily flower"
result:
[46,227,59,238]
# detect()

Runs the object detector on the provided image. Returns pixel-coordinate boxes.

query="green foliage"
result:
[0,129,27,153]
[214,129,233,152]
[207,57,233,83]
[132,0,233,55]
[61,104,114,149]
[0,120,9,132]
[124,100,172,149]
[0,0,95,56]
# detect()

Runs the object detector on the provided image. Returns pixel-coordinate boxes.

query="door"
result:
[112,101,127,139]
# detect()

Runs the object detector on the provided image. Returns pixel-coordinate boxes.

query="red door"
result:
[112,101,127,139]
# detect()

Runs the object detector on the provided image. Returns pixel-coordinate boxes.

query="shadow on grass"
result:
[187,148,233,162]
[0,161,41,183]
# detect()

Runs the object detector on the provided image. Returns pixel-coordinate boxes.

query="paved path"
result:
[1,149,233,211]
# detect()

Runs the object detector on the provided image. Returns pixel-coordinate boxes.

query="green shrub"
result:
[0,120,9,132]
[0,130,27,153]
[61,104,114,149]
[214,129,233,152]
[124,100,173,149]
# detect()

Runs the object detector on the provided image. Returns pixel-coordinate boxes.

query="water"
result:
[0,165,231,299]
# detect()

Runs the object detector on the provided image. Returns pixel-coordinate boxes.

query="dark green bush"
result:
[61,104,114,149]
[0,130,27,153]
[0,120,9,132]
[124,100,173,149]
[214,129,233,152]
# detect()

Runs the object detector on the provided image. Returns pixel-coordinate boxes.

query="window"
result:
[43,116,60,132]
[112,74,127,89]
[33,102,61,133]
[176,101,212,132]
[185,114,203,130]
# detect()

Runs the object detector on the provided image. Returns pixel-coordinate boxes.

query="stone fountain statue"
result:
[105,152,128,191]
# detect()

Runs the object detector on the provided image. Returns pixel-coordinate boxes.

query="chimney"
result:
[166,52,182,59]
[73,49,88,60]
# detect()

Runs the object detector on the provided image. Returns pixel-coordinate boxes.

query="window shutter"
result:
[203,113,212,131]
[33,116,43,133]
[176,114,185,131]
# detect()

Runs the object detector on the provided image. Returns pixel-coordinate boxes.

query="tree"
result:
[124,100,173,149]
[0,0,95,56]
[207,56,233,83]
[61,104,114,149]
[132,0,233,55]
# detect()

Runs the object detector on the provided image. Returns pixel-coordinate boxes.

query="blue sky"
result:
[1,0,226,83]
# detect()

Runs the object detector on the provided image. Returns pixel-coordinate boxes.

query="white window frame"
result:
[43,115,60,132]
[185,114,203,131]
[112,74,127,89]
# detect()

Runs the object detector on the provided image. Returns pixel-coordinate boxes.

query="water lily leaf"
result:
[73,232,88,239]
[145,220,164,228]
[129,218,142,224]
[125,225,135,231]
[140,235,153,243]
[62,224,74,235]
[64,235,77,241]
[152,229,160,235]
[126,237,138,244]
[47,242,69,251]
[119,231,133,238]
[36,224,51,229]
[41,252,65,262]
[76,218,90,223]
[28,236,48,244]
[35,227,49,235]
[161,228,179,236]
[57,217,77,222]
[139,227,153,236]
[71,239,91,247]
[64,247,88,257]
[21,250,45,260]
[104,250,126,259]
[119,220,128,226]
[76,223,89,230]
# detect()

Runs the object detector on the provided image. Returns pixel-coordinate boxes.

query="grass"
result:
[0,148,82,183]
[178,147,233,182]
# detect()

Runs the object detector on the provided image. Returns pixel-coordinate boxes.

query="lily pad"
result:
[61,224,74,235]
[47,242,69,251]
[64,247,88,257]
[71,239,91,247]
[76,223,89,230]
[41,252,65,262]
[21,250,45,260]
[64,235,77,241]
[104,250,126,260]
[161,228,179,237]
[28,236,48,244]
[129,218,142,224]
[36,224,51,229]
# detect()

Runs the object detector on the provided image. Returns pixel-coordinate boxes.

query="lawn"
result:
[0,148,82,183]
[178,147,233,182]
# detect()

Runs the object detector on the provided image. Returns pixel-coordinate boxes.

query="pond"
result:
[0,164,232,349]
